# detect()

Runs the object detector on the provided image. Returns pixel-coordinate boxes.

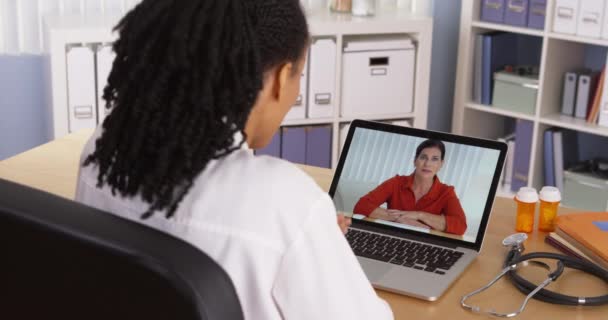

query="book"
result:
[587,67,605,123]
[555,227,608,271]
[545,232,591,262]
[556,211,608,268]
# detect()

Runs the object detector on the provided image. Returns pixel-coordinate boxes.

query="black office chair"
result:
[0,178,243,320]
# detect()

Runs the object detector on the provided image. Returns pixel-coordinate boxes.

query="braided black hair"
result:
[84,0,309,219]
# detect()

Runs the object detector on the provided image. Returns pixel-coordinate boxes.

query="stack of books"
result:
[545,212,608,271]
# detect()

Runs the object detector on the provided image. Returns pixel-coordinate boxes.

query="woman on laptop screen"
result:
[75,1,392,319]
[353,139,467,235]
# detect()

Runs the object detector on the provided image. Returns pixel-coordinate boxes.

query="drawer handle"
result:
[508,0,525,13]
[371,68,387,76]
[315,93,332,105]
[74,106,93,119]
[484,1,502,10]
[531,6,545,16]
[582,12,600,24]
[557,7,574,19]
[522,83,539,90]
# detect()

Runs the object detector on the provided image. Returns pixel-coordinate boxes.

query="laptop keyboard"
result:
[345,229,464,275]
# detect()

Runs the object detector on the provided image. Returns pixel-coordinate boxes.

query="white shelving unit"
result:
[453,0,608,196]
[285,9,433,168]
[43,10,433,170]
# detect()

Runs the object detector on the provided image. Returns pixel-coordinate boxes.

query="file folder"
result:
[561,72,578,116]
[308,38,336,119]
[95,45,115,124]
[281,126,306,164]
[66,45,97,132]
[305,125,332,168]
[553,0,578,34]
[284,50,309,120]
[577,0,605,38]
[511,119,533,192]
[255,131,281,158]
[575,72,597,119]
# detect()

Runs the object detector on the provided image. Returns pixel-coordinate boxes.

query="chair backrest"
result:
[0,178,243,320]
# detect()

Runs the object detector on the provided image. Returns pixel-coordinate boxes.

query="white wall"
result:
[0,0,140,54]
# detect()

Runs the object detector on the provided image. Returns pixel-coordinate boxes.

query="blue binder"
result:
[543,129,555,187]
[305,126,332,168]
[511,119,533,192]
[255,131,281,157]
[281,126,306,164]
[481,32,518,105]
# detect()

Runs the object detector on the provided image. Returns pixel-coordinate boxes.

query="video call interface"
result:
[332,127,501,243]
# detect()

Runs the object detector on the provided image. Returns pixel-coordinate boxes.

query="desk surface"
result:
[1,130,607,320]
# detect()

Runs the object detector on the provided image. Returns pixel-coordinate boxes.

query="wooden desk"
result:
[2,130,607,320]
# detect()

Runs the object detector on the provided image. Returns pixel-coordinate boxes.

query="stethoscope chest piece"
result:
[502,233,528,249]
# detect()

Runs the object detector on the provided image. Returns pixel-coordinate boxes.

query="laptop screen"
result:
[330,121,506,246]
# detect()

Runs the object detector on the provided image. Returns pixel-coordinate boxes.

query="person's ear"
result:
[271,62,294,100]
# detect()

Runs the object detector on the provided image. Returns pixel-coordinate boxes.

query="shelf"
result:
[471,21,544,37]
[307,9,432,35]
[338,113,416,123]
[466,103,536,121]
[281,117,334,126]
[540,113,608,137]
[547,32,608,47]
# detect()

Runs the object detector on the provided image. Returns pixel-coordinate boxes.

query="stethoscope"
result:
[460,233,608,318]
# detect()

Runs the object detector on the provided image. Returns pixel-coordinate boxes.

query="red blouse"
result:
[353,174,467,235]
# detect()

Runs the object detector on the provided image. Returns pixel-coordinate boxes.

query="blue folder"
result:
[281,126,306,165]
[543,129,555,187]
[511,119,534,192]
[255,131,281,158]
[481,33,518,105]
[305,126,332,168]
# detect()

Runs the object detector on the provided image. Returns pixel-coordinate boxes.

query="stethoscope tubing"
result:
[505,250,608,306]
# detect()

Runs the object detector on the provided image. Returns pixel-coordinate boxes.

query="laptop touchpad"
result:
[358,257,392,282]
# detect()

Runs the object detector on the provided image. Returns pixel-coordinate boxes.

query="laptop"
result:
[329,120,507,301]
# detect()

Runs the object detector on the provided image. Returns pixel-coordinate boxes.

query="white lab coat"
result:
[76,127,393,320]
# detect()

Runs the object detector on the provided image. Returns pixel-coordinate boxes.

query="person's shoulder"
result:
[435,179,457,197]
[216,151,326,202]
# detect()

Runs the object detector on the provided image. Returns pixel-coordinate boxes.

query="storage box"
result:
[553,0,578,34]
[563,171,608,211]
[504,0,529,27]
[527,0,547,29]
[492,71,538,115]
[481,0,506,23]
[341,37,415,117]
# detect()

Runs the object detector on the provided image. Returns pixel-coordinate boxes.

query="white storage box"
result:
[341,37,415,117]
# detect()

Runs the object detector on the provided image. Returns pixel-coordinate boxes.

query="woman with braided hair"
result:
[75,0,393,319]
